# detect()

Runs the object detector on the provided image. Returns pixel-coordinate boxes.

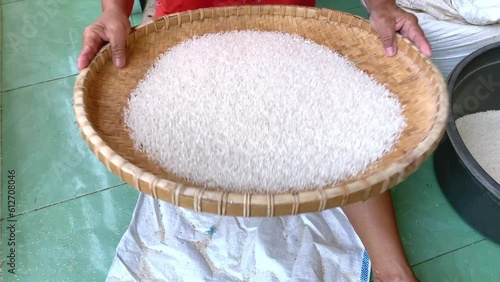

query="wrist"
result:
[102,0,134,17]
[363,0,397,13]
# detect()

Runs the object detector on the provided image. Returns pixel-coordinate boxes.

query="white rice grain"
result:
[456,110,500,184]
[125,31,407,193]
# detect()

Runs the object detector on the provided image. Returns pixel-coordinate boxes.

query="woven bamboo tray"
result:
[74,5,449,217]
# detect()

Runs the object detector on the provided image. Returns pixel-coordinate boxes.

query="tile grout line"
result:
[1,73,79,94]
[0,182,127,220]
[1,0,23,6]
[410,237,487,268]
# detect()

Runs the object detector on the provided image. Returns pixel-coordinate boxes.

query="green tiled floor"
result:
[1,77,123,215]
[391,158,485,265]
[1,0,499,281]
[131,12,144,27]
[1,0,17,4]
[2,0,101,91]
[4,185,139,281]
[413,240,500,281]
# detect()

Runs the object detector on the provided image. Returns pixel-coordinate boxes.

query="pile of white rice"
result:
[456,110,500,184]
[125,31,407,193]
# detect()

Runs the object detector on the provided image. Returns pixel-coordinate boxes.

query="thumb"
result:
[371,14,397,57]
[108,28,128,68]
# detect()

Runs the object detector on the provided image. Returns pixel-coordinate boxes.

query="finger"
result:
[107,24,129,68]
[78,26,105,70]
[371,14,397,57]
[77,45,96,70]
[404,24,432,57]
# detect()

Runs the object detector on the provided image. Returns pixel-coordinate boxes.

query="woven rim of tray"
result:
[74,6,449,217]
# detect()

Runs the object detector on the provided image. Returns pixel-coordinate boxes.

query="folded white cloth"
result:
[397,0,500,25]
[106,193,370,282]
[361,0,500,25]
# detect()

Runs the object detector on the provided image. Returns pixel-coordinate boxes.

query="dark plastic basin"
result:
[434,41,500,244]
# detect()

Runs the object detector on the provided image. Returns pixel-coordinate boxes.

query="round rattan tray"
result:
[74,5,449,217]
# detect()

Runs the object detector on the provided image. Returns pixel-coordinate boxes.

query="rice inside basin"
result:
[435,41,500,243]
[73,6,449,217]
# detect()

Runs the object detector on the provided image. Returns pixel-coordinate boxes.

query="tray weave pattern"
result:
[74,6,449,217]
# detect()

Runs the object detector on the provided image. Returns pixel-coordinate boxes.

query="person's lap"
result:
[106,193,369,281]
[411,11,500,78]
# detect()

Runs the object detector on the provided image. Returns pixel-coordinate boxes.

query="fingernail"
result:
[114,58,125,68]
[385,46,396,57]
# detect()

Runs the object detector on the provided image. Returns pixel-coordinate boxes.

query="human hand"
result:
[77,7,132,70]
[369,2,432,57]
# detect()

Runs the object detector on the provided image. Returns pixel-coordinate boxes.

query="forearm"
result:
[102,0,135,17]
[363,0,397,12]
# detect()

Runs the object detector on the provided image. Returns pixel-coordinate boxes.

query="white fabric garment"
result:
[106,193,370,282]
[451,0,500,25]
[396,0,500,25]
[361,0,500,78]
[410,10,500,78]
[396,0,463,23]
